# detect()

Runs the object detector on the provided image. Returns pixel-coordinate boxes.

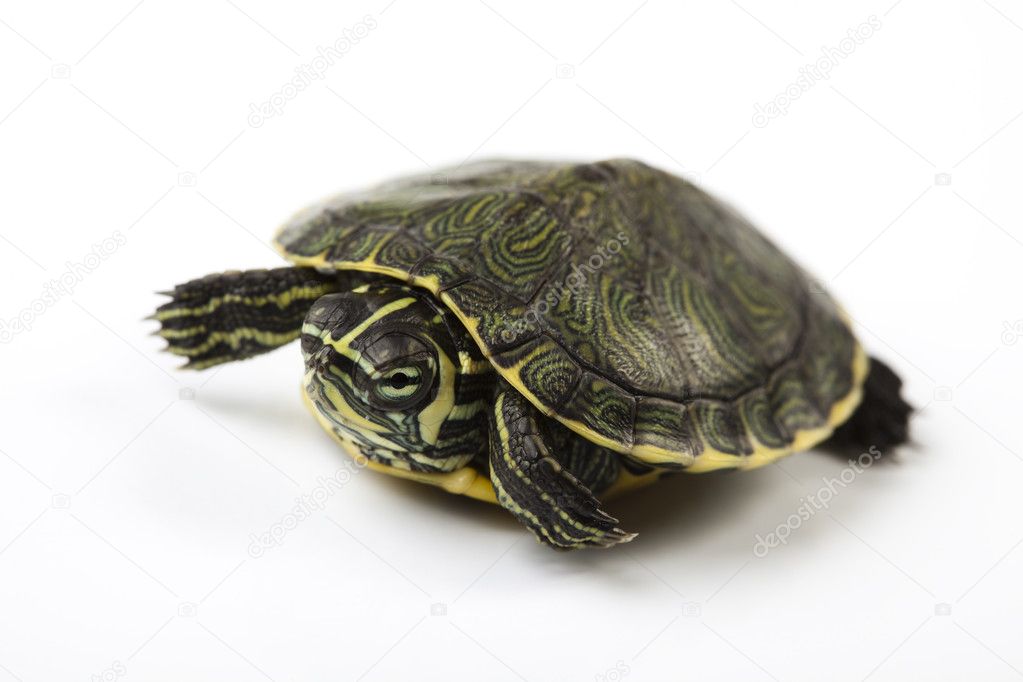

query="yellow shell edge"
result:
[281,238,870,498]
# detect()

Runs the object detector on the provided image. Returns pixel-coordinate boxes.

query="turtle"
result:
[152,159,911,549]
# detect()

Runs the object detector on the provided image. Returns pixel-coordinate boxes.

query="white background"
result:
[1,1,1022,680]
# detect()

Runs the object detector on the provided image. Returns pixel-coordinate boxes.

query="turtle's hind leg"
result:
[152,267,340,369]
[825,357,912,454]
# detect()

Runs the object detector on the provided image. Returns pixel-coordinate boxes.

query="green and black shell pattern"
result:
[274,159,867,473]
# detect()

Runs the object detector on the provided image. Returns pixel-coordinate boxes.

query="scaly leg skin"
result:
[152,267,342,369]
[488,380,636,549]
[825,356,913,454]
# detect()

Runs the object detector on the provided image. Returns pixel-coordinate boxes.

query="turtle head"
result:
[300,283,488,472]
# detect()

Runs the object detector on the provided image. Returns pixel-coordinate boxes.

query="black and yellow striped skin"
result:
[488,380,634,549]
[153,267,354,369]
[275,159,868,472]
[299,283,493,474]
[153,266,659,546]
[293,283,643,547]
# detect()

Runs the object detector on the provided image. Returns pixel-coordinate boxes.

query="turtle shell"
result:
[275,159,867,471]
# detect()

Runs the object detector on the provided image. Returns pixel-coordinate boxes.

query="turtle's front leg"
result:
[488,380,636,549]
[153,267,350,369]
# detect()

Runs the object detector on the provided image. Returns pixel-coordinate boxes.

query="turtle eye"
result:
[370,364,432,409]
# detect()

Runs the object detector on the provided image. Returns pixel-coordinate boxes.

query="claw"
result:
[490,383,638,550]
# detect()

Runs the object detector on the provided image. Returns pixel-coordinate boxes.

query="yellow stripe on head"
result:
[300,284,487,476]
